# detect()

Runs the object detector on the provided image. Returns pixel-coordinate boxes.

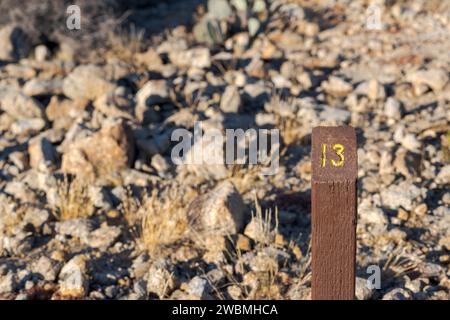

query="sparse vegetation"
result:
[138,185,197,255]
[53,175,94,221]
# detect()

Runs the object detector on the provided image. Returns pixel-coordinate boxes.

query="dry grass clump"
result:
[381,249,419,283]
[138,185,198,255]
[250,195,279,247]
[216,196,299,299]
[54,175,94,221]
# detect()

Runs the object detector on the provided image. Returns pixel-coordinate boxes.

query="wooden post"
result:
[311,126,358,300]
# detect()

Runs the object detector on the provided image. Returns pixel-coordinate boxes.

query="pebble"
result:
[355,277,375,300]
[405,68,448,93]
[84,224,121,249]
[62,64,116,100]
[321,76,353,97]
[58,255,88,298]
[380,181,424,210]
[384,97,402,119]
[220,85,241,113]
[382,288,411,300]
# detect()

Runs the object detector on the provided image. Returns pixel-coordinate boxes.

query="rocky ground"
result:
[0,0,449,300]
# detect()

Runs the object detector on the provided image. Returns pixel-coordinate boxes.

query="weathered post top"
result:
[311,126,358,300]
[311,126,357,181]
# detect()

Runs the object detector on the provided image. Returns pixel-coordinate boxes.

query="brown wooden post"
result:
[311,126,358,300]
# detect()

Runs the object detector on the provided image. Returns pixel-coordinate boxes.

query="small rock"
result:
[0,273,16,294]
[61,120,135,179]
[55,218,94,240]
[23,208,50,230]
[58,255,88,298]
[419,262,443,278]
[322,76,353,97]
[355,80,385,101]
[355,277,375,300]
[28,136,58,173]
[442,193,450,205]
[146,259,176,299]
[405,68,448,93]
[186,276,211,299]
[130,254,151,279]
[413,203,428,216]
[0,88,44,119]
[10,118,46,136]
[400,134,421,153]
[436,165,450,184]
[380,181,424,210]
[136,80,171,107]
[248,18,261,37]
[84,224,121,249]
[208,0,233,19]
[151,154,169,174]
[62,64,116,100]
[439,236,450,251]
[31,256,60,282]
[34,45,50,62]
[94,92,134,119]
[384,97,402,119]
[169,47,211,69]
[23,78,63,96]
[187,181,246,240]
[379,150,394,175]
[319,106,351,124]
[397,208,409,221]
[359,199,388,225]
[46,96,88,128]
[88,186,113,210]
[236,234,252,251]
[135,48,163,69]
[220,85,241,113]
[393,149,421,178]
[382,288,411,300]
[4,181,38,203]
[0,24,31,61]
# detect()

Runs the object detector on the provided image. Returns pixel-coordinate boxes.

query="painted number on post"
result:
[321,143,345,167]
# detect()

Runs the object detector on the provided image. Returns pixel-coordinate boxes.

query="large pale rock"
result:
[322,76,353,97]
[187,181,246,239]
[62,64,116,100]
[61,120,135,179]
[380,181,424,210]
[169,47,211,69]
[0,24,31,61]
[0,88,44,119]
[58,255,88,298]
[84,224,121,249]
[23,78,63,96]
[405,68,448,93]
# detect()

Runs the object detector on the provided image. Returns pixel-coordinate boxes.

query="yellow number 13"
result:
[321,143,344,167]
